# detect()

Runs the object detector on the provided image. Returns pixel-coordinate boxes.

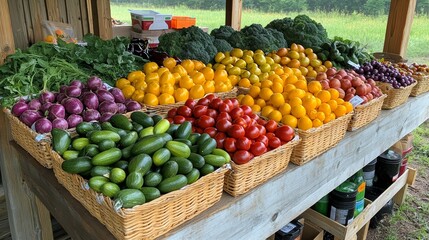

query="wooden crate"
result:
[301,168,416,240]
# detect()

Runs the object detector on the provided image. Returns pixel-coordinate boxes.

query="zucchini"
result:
[211,148,231,163]
[113,160,128,172]
[128,154,152,175]
[169,157,193,174]
[161,161,179,178]
[198,138,216,156]
[140,187,161,202]
[186,168,200,184]
[98,139,116,152]
[79,144,99,157]
[110,114,133,131]
[188,133,201,145]
[91,148,122,166]
[121,144,134,159]
[110,167,127,184]
[101,182,121,198]
[88,176,109,192]
[100,122,127,137]
[200,164,215,176]
[61,156,92,174]
[175,121,192,139]
[197,133,211,146]
[130,111,154,128]
[173,139,192,148]
[153,119,170,134]
[139,126,154,138]
[72,137,90,151]
[166,141,191,158]
[132,122,144,132]
[151,115,163,125]
[51,128,71,155]
[76,122,95,136]
[62,150,79,161]
[166,124,179,136]
[125,172,144,189]
[188,153,205,169]
[114,189,145,208]
[158,175,188,193]
[152,148,171,167]
[89,130,121,143]
[159,133,173,142]
[131,135,166,156]
[90,166,112,177]
[120,131,138,147]
[203,154,226,167]
[144,172,163,187]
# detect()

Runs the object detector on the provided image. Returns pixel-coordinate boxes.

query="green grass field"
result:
[110,4,429,64]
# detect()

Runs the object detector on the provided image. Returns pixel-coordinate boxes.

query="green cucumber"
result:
[90,166,112,177]
[132,122,144,132]
[79,144,99,157]
[173,139,192,148]
[91,148,122,166]
[62,150,79,161]
[110,114,133,131]
[139,126,154,138]
[98,139,116,152]
[121,144,134,160]
[126,172,144,189]
[161,161,179,178]
[197,133,211,146]
[128,154,152,175]
[188,153,205,169]
[130,111,154,128]
[158,175,188,193]
[211,148,231,163]
[200,164,215,176]
[140,187,161,202]
[131,135,166,156]
[100,122,127,137]
[113,160,128,172]
[186,168,200,184]
[159,133,173,142]
[198,138,217,156]
[175,121,192,139]
[88,176,109,192]
[203,154,226,167]
[190,145,199,153]
[188,133,201,145]
[61,156,92,174]
[153,119,170,134]
[144,172,163,187]
[51,128,71,155]
[72,137,90,151]
[120,131,138,147]
[114,189,145,208]
[166,124,179,136]
[110,168,126,184]
[101,182,121,198]
[90,130,121,143]
[152,148,171,167]
[76,122,96,136]
[152,115,163,125]
[169,157,193,174]
[166,141,191,158]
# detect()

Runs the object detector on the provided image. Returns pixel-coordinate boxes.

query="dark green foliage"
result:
[210,25,235,41]
[266,14,329,49]
[212,39,233,53]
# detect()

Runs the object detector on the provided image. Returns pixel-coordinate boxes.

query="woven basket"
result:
[347,94,387,131]
[237,87,250,95]
[410,74,429,97]
[291,112,353,166]
[4,109,53,168]
[144,87,238,116]
[224,136,300,197]
[51,150,227,240]
[377,82,417,110]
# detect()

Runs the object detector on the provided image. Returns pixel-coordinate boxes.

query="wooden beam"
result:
[45,0,60,21]
[0,0,15,64]
[383,0,417,58]
[225,0,242,30]
[91,0,112,39]
[28,0,48,43]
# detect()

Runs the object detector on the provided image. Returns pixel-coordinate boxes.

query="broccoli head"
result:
[210,25,236,41]
[213,39,233,53]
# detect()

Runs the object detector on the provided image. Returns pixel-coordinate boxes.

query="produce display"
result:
[356,61,416,89]
[388,62,429,76]
[53,113,229,208]
[166,94,295,164]
[115,59,234,106]
[11,77,142,133]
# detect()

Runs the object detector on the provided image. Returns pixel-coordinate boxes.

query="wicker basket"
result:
[144,87,238,116]
[291,112,353,166]
[410,74,429,97]
[4,109,53,168]
[237,87,250,95]
[347,94,387,131]
[51,151,227,240]
[224,136,300,197]
[377,82,417,110]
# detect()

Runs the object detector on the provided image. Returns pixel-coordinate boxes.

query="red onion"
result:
[96,89,115,103]
[28,99,42,110]
[48,104,66,120]
[100,112,115,122]
[82,109,101,122]
[126,101,142,112]
[87,76,103,90]
[52,118,69,130]
[81,92,99,110]
[99,101,118,114]
[41,102,53,112]
[64,98,84,115]
[39,91,56,103]
[56,93,67,103]
[66,86,82,98]
[70,80,85,89]
[20,110,43,127]
[109,88,126,103]
[59,85,68,93]
[11,101,29,117]
[116,103,127,114]
[67,114,83,128]
[34,118,52,134]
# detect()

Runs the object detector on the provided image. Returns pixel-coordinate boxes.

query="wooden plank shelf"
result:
[1,93,428,240]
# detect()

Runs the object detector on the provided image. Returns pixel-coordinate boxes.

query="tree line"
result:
[111,0,429,16]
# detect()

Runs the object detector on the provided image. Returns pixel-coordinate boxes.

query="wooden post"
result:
[45,0,61,21]
[383,0,417,58]
[91,0,112,39]
[0,0,15,64]
[225,0,242,30]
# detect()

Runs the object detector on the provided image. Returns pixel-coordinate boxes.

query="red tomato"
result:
[256,135,269,147]
[233,117,247,129]
[197,115,215,128]
[236,137,251,150]
[250,142,267,156]
[204,127,217,138]
[167,108,177,118]
[265,120,278,132]
[240,105,253,115]
[242,115,252,125]
[193,105,208,118]
[223,99,234,109]
[177,106,192,117]
[185,99,196,109]
[214,132,226,148]
[205,94,217,102]
[230,98,240,109]
[166,117,174,123]
[217,112,232,121]
[229,107,244,119]
[197,98,210,106]
[275,126,295,142]
[266,132,276,139]
[227,124,245,138]
[218,103,231,113]
[216,119,232,132]
[206,109,218,119]
[269,137,281,149]
[249,113,259,120]
[210,98,223,110]
[245,125,260,139]
[233,150,254,164]
[256,124,266,136]
[194,127,203,134]
[257,118,267,125]
[224,138,237,153]
[185,117,195,125]
[173,115,186,124]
